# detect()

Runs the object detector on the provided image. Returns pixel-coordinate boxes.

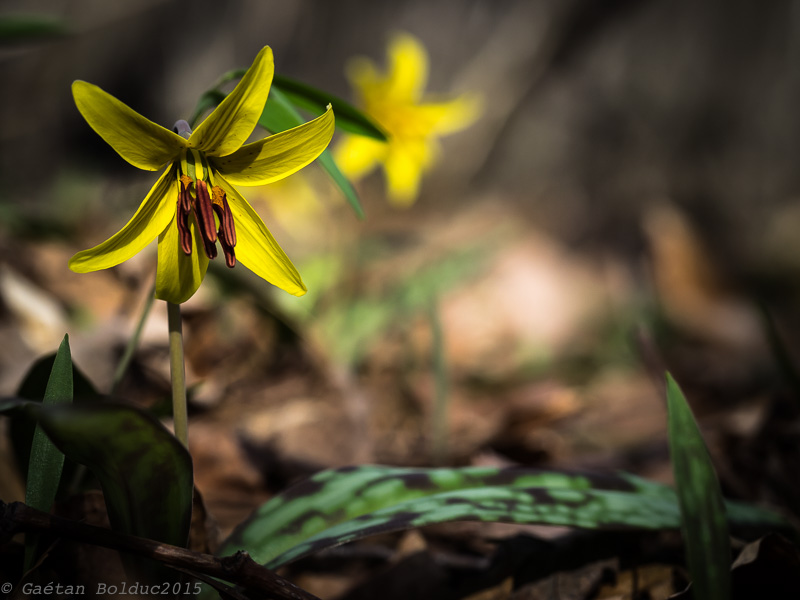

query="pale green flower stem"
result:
[167,302,188,447]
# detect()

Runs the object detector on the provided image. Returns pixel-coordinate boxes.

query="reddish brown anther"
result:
[193,180,218,260]
[174,177,238,267]
[212,186,237,268]
[177,177,194,255]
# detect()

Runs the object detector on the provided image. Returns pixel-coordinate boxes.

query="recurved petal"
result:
[155,212,210,304]
[345,56,381,102]
[423,93,482,135]
[385,33,429,103]
[333,134,386,180]
[69,169,177,272]
[383,140,435,206]
[72,81,187,171]
[216,175,306,296]
[189,46,274,157]
[212,106,334,186]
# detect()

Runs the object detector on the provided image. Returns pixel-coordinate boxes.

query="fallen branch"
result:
[0,500,319,600]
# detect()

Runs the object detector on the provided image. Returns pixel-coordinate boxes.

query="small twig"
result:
[0,501,319,600]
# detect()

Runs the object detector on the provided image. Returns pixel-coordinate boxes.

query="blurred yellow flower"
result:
[335,32,480,206]
[70,46,335,303]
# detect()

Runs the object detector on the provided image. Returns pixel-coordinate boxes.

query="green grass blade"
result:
[260,86,365,219]
[219,465,786,569]
[666,373,731,600]
[24,334,73,569]
[272,73,387,141]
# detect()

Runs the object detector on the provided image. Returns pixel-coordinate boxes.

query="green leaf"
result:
[40,403,193,547]
[666,373,731,600]
[260,86,365,220]
[188,68,367,219]
[272,74,387,141]
[12,349,101,486]
[0,15,68,43]
[220,465,786,569]
[23,335,73,569]
[189,89,226,129]
[25,336,72,511]
[0,400,193,549]
[191,68,386,141]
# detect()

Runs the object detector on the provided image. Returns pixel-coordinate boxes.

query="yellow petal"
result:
[189,46,274,157]
[383,140,435,206]
[154,212,210,304]
[72,81,187,171]
[212,106,334,186]
[345,56,382,102]
[385,32,429,103]
[423,93,482,135]
[346,33,429,105]
[69,168,176,272]
[333,134,386,180]
[216,175,306,296]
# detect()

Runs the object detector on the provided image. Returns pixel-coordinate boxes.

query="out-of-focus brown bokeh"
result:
[2,0,800,598]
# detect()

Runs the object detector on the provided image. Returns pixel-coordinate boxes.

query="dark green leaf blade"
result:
[12,349,101,488]
[666,373,731,600]
[0,15,68,43]
[24,335,73,568]
[188,70,367,219]
[220,465,786,569]
[1,400,192,581]
[189,89,226,129]
[272,73,387,141]
[33,402,193,548]
[260,86,365,220]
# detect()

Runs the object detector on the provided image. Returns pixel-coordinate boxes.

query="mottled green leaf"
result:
[39,403,193,547]
[261,86,365,220]
[667,373,731,600]
[272,73,387,141]
[24,335,73,569]
[0,400,192,549]
[220,465,786,569]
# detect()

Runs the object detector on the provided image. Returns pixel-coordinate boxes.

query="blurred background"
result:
[2,0,800,596]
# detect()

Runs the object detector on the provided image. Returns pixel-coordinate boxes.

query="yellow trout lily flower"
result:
[335,32,480,206]
[70,46,335,304]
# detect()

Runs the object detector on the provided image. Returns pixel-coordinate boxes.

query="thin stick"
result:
[167,302,188,447]
[110,283,156,396]
[0,501,320,600]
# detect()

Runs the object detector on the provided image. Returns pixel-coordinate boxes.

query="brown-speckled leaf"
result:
[0,400,192,549]
[220,465,787,569]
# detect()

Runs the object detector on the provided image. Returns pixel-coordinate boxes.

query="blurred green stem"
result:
[430,297,449,465]
[167,302,188,447]
[110,283,155,396]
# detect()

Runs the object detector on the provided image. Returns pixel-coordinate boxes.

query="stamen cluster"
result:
[177,175,237,268]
